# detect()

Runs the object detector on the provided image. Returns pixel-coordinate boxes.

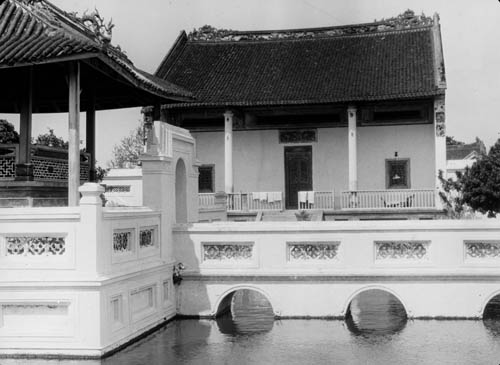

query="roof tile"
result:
[158,23,442,108]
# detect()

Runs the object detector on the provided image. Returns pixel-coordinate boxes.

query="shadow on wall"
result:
[175,158,187,224]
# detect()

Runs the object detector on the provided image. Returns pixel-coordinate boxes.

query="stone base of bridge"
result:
[176,276,500,319]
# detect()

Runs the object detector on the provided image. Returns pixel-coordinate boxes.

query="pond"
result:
[3,289,500,364]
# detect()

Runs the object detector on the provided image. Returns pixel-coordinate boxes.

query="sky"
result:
[3,0,500,166]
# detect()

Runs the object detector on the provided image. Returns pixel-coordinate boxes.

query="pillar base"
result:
[15,163,34,181]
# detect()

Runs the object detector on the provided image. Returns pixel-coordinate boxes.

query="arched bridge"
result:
[173,220,500,319]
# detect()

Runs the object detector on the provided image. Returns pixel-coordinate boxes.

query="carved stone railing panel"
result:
[139,226,156,249]
[113,230,133,253]
[465,241,500,259]
[375,241,430,261]
[202,242,253,261]
[5,236,65,256]
[288,242,340,261]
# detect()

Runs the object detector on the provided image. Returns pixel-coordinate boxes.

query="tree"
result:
[109,124,144,168]
[438,170,473,219]
[460,140,500,217]
[33,128,69,148]
[0,119,19,144]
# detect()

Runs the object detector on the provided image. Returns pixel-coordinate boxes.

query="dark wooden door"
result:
[284,146,312,209]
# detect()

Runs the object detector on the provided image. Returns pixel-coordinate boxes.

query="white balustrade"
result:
[297,191,334,210]
[198,193,216,209]
[340,189,435,210]
[227,192,283,212]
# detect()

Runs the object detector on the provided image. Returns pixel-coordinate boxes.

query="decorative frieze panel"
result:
[110,295,123,325]
[279,129,316,144]
[375,241,430,261]
[106,185,131,193]
[465,241,500,259]
[0,302,70,336]
[139,227,156,249]
[131,286,155,316]
[288,242,339,261]
[5,236,65,256]
[113,230,133,253]
[202,242,253,261]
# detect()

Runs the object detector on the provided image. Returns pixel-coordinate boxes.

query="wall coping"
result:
[0,207,80,220]
[173,219,500,233]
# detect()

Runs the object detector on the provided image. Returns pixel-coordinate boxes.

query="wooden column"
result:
[86,86,96,182]
[347,105,358,191]
[224,110,234,193]
[15,67,33,181]
[68,62,81,206]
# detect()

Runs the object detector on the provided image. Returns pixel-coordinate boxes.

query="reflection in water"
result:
[216,289,274,335]
[7,290,500,364]
[346,289,407,336]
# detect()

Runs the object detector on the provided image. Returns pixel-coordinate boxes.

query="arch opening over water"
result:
[483,293,500,335]
[345,288,407,336]
[215,289,274,335]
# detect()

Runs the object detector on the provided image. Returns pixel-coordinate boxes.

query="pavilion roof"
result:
[0,0,191,112]
[157,10,446,110]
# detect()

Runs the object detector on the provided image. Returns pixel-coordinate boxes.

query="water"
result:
[4,290,500,365]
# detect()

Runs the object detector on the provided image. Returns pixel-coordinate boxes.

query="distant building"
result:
[446,138,486,178]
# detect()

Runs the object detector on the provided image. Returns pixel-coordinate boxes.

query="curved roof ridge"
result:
[188,10,434,42]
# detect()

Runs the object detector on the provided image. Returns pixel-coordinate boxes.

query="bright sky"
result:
[3,0,500,166]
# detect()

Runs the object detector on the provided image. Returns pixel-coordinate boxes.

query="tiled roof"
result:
[0,0,191,100]
[157,14,444,109]
[447,141,486,160]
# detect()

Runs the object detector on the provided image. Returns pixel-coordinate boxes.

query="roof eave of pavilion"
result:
[161,90,445,111]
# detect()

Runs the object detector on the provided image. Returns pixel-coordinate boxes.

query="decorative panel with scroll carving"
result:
[5,236,65,256]
[375,241,430,261]
[465,241,500,260]
[288,242,340,261]
[202,242,253,261]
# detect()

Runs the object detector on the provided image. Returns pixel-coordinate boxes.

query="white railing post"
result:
[78,183,104,275]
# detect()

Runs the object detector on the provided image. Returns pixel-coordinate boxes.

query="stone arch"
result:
[175,157,187,223]
[481,290,500,318]
[343,285,409,318]
[212,285,276,318]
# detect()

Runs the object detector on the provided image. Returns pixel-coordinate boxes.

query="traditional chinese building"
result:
[154,10,447,219]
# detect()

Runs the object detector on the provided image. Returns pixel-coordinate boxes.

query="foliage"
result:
[109,124,144,168]
[33,128,68,149]
[95,166,109,183]
[438,170,473,219]
[0,119,19,144]
[461,140,500,217]
[173,262,185,285]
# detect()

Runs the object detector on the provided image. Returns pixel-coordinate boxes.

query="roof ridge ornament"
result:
[80,8,114,44]
[188,10,433,42]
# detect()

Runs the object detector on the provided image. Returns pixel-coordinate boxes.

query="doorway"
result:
[284,146,312,209]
